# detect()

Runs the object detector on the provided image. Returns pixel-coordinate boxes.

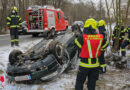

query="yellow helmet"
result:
[12,6,18,12]
[98,20,106,26]
[84,18,97,30]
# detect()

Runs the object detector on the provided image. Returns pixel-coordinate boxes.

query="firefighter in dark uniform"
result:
[75,18,106,90]
[98,20,109,72]
[121,26,130,56]
[112,25,118,47]
[112,24,125,52]
[7,6,22,47]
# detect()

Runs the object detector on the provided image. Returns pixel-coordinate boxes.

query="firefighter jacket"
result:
[112,25,125,40]
[75,28,105,68]
[7,13,22,28]
[98,26,109,51]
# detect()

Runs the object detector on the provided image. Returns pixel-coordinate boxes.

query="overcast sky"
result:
[73,0,102,4]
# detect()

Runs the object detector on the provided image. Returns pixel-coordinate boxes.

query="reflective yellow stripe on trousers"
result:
[11,40,15,42]
[121,49,126,51]
[10,25,20,28]
[14,39,19,42]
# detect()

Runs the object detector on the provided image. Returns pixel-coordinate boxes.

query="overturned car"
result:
[6,31,79,83]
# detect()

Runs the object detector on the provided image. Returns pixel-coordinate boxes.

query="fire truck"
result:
[26,5,68,37]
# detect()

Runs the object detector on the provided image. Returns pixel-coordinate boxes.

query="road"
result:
[0,34,42,47]
[0,27,71,47]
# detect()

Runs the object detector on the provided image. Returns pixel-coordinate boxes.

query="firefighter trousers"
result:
[121,40,129,56]
[75,66,99,90]
[10,28,19,46]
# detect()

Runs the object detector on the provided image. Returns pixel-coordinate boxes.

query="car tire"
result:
[9,50,23,65]
[32,33,39,37]
[66,26,68,30]
[49,41,64,64]
[51,28,55,36]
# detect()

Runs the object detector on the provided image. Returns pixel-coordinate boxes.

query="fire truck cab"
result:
[26,5,68,37]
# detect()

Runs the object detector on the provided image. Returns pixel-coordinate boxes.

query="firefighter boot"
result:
[121,51,126,57]
[15,41,19,46]
[11,42,14,47]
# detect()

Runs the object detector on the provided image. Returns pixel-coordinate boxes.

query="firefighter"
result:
[7,6,22,47]
[121,26,130,56]
[112,25,118,47]
[75,18,106,90]
[112,24,125,52]
[98,20,109,73]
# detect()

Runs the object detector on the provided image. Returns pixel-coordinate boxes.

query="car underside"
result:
[6,30,80,83]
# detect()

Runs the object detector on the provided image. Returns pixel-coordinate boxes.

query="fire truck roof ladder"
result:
[43,5,55,9]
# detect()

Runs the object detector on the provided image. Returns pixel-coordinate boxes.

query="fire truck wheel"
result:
[66,26,68,30]
[51,28,55,36]
[32,33,39,37]
[9,50,23,65]
[47,32,51,39]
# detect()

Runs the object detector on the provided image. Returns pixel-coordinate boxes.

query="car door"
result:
[56,11,63,31]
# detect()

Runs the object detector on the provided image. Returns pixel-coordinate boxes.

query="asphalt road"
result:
[0,34,43,47]
[0,27,71,47]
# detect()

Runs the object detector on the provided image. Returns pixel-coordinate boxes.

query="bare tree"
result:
[124,0,130,27]
[105,0,113,41]
[0,0,8,32]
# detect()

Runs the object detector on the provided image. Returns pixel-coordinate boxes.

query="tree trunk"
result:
[19,0,22,17]
[0,0,8,32]
[124,0,130,27]
[105,0,112,42]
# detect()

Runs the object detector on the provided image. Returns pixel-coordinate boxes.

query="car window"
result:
[57,12,61,19]
[73,21,84,25]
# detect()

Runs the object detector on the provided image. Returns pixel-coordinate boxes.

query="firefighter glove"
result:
[99,64,106,74]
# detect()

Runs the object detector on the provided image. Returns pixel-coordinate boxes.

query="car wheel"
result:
[49,41,64,64]
[9,50,23,65]
[51,28,55,36]
[32,33,39,37]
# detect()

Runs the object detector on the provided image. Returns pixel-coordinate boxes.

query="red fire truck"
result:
[26,5,68,37]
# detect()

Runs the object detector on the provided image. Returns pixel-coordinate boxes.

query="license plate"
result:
[15,75,31,81]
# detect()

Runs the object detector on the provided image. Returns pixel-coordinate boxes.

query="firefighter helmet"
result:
[12,6,18,12]
[98,20,106,26]
[84,18,97,30]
